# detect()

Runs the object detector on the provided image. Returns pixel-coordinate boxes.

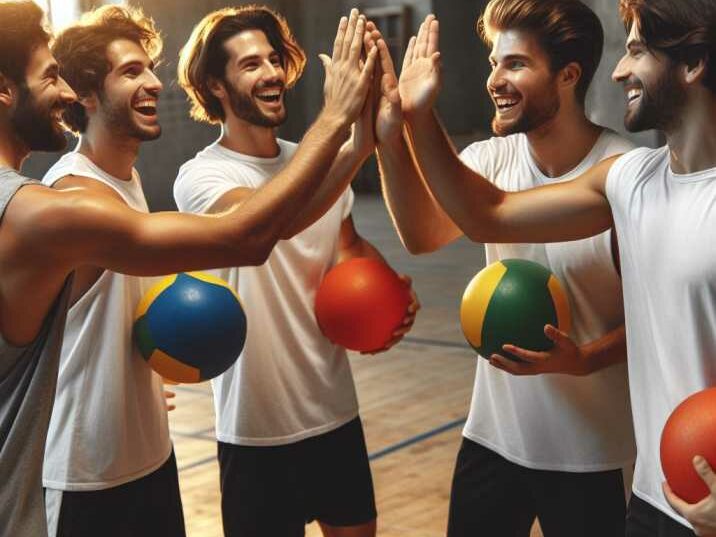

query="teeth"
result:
[627,89,641,101]
[134,100,156,109]
[257,91,281,98]
[495,97,518,107]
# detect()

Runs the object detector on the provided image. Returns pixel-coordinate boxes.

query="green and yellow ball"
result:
[133,272,247,384]
[460,259,571,361]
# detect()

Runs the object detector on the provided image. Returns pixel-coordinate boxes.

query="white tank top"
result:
[459,130,637,471]
[174,139,358,445]
[42,150,171,490]
[607,146,716,527]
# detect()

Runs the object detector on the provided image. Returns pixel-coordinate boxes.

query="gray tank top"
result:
[0,168,72,537]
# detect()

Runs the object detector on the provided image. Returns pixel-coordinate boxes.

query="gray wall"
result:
[22,0,661,210]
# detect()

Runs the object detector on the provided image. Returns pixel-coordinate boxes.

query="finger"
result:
[501,344,548,363]
[403,35,416,71]
[332,16,348,63]
[544,324,570,345]
[164,390,176,399]
[663,481,691,514]
[377,39,398,80]
[414,18,428,59]
[166,404,176,412]
[416,15,435,58]
[426,18,439,55]
[489,354,532,375]
[694,456,716,494]
[349,16,367,63]
[357,44,378,92]
[342,9,359,60]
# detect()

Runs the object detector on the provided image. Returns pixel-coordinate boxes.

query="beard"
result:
[491,88,560,137]
[99,93,161,142]
[10,84,67,152]
[623,69,686,133]
[225,80,286,128]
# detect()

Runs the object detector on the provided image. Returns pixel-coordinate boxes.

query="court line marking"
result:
[176,417,467,472]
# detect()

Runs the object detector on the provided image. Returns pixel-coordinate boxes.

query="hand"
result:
[489,324,593,376]
[664,457,716,536]
[362,274,420,355]
[319,10,378,127]
[164,388,176,412]
[399,14,441,118]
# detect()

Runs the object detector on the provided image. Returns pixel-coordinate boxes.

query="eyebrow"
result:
[115,59,154,72]
[489,53,530,64]
[236,51,280,66]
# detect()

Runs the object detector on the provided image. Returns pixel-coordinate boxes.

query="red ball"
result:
[661,387,716,503]
[315,258,410,352]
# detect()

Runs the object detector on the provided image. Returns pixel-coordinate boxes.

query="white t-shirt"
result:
[607,146,716,527]
[42,151,171,491]
[174,139,358,445]
[459,130,637,471]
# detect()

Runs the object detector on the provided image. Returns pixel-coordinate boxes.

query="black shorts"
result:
[218,416,377,537]
[48,450,185,537]
[626,494,696,537]
[447,438,627,537]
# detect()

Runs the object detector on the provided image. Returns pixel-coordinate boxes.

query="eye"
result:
[124,66,142,78]
[244,62,259,71]
[270,55,282,67]
[509,60,526,69]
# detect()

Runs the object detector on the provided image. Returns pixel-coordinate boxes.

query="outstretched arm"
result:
[370,22,461,254]
[401,15,614,244]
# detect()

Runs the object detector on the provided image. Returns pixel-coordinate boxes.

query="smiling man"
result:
[174,6,418,537]
[372,0,635,535]
[375,0,716,534]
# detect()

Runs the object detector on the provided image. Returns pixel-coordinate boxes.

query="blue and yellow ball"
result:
[133,272,247,383]
[460,259,571,361]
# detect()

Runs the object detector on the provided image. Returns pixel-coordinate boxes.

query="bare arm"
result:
[401,16,614,244]
[371,31,461,254]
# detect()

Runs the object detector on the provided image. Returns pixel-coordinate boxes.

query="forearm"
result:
[281,138,368,239]
[377,129,461,254]
[580,325,627,374]
[337,236,385,264]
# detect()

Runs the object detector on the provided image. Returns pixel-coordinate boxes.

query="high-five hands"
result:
[398,14,441,118]
[319,9,378,127]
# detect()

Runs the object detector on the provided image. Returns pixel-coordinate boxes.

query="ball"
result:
[661,387,716,503]
[133,271,247,383]
[315,258,410,352]
[460,258,571,360]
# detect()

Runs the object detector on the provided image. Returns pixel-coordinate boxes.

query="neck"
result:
[525,101,602,178]
[0,124,31,171]
[78,120,139,180]
[664,91,716,174]
[219,112,279,158]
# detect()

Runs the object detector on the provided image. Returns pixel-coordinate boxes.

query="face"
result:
[96,39,163,141]
[486,29,560,136]
[612,24,686,132]
[219,29,286,128]
[10,44,76,151]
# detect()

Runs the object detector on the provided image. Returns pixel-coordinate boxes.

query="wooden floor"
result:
[169,196,542,537]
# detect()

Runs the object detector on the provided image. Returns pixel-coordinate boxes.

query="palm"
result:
[375,77,402,144]
[399,58,439,114]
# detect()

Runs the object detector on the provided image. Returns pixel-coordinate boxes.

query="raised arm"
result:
[370,23,461,254]
[401,16,614,244]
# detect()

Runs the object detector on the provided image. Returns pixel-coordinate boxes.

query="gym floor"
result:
[169,194,543,537]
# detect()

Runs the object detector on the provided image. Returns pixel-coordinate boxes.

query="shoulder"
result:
[606,146,668,196]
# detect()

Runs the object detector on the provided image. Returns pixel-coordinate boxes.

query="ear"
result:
[208,77,227,100]
[0,73,16,109]
[683,56,707,86]
[558,61,582,93]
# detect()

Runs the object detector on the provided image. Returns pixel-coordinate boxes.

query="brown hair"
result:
[0,1,51,86]
[479,0,603,105]
[619,0,715,93]
[178,5,306,124]
[51,5,162,133]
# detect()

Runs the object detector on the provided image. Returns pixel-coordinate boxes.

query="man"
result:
[174,6,418,537]
[373,1,635,535]
[0,2,376,535]
[41,6,179,536]
[378,0,716,535]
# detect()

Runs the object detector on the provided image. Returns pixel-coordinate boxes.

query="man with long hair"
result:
[379,0,716,534]
[373,0,634,535]
[0,2,376,535]
[175,6,418,537]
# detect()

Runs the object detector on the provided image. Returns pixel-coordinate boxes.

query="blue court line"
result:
[368,417,466,461]
[176,417,467,472]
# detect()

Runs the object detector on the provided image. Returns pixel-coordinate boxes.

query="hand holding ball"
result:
[133,272,247,383]
[460,259,571,360]
[315,258,411,352]
[661,387,716,503]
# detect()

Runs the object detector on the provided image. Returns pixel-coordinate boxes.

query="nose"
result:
[486,65,505,93]
[262,60,282,83]
[58,76,77,103]
[612,53,629,83]
[144,68,163,95]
